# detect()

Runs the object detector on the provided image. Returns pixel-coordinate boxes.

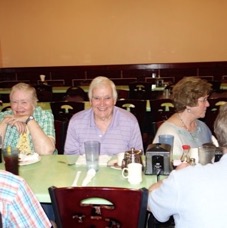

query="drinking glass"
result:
[3,147,19,175]
[84,141,100,171]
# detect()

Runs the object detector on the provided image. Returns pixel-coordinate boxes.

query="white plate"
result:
[19,153,41,166]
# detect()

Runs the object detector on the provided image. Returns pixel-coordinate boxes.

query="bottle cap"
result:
[182,145,190,150]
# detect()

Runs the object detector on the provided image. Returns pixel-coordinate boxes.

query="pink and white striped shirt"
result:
[0,170,51,228]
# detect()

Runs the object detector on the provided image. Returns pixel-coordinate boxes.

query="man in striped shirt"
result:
[64,76,143,155]
[0,170,52,228]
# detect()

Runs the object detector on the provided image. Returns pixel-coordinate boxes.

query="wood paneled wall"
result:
[0,61,227,87]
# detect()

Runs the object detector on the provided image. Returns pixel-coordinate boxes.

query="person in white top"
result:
[148,103,227,228]
[152,76,212,159]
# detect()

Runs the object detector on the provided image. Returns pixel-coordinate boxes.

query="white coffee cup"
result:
[117,152,125,167]
[122,163,142,185]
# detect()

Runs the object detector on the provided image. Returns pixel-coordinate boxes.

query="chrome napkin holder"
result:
[145,143,172,175]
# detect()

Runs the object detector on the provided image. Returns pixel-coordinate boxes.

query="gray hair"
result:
[214,103,227,148]
[88,76,118,101]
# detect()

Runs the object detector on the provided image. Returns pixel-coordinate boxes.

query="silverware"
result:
[72,171,81,186]
[58,161,75,166]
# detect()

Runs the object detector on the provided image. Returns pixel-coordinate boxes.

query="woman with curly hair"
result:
[152,76,212,159]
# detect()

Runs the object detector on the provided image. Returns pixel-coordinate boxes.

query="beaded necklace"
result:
[177,113,196,142]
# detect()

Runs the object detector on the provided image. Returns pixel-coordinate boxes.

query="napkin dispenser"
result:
[145,143,172,175]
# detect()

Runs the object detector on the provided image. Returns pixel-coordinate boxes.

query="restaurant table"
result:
[0,155,163,203]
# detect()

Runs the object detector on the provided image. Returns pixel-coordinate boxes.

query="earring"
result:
[187,108,191,113]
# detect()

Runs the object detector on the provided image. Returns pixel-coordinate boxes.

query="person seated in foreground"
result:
[148,103,227,228]
[152,76,212,159]
[0,170,52,227]
[64,76,143,155]
[0,83,55,155]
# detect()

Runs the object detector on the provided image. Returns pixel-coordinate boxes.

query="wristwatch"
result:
[25,115,34,124]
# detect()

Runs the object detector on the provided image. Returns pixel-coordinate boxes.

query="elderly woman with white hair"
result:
[0,83,55,155]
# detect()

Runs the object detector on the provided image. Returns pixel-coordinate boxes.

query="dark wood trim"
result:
[0,61,227,87]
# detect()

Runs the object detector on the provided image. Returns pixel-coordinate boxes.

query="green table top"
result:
[0,155,162,203]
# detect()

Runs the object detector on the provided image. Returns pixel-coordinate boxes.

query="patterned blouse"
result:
[0,106,55,151]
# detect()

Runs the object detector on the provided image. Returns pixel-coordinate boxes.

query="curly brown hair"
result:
[172,76,212,112]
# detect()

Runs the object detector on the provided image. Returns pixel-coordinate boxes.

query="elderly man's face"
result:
[90,84,115,120]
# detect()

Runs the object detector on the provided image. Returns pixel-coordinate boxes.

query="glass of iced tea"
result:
[3,147,19,175]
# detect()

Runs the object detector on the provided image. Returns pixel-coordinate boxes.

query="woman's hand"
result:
[12,121,27,134]
[4,115,27,134]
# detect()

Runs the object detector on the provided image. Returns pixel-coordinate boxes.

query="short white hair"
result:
[88,76,118,101]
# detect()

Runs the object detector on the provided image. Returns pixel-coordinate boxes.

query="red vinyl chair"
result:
[49,186,148,228]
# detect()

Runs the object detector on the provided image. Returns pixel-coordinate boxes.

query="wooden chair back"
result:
[116,99,147,133]
[149,99,175,122]
[49,186,148,228]
[50,101,84,121]
[129,82,152,100]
